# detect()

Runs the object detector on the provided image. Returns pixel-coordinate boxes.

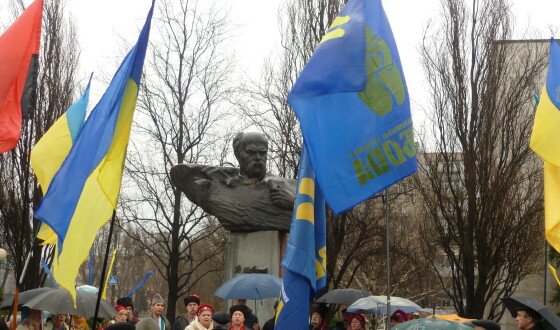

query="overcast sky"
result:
[5,0,560,125]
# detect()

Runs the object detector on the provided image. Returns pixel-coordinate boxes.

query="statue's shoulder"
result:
[171,163,239,183]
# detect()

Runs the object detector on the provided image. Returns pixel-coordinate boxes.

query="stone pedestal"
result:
[224,230,282,326]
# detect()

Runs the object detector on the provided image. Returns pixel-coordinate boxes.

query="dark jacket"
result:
[262,318,274,330]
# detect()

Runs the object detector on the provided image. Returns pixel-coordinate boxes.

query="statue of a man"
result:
[170,132,296,232]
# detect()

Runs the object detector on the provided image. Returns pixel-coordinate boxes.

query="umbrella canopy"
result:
[429,314,475,323]
[24,287,116,318]
[0,288,54,310]
[393,318,473,329]
[315,288,371,305]
[502,297,560,330]
[415,307,451,317]
[214,274,282,300]
[346,295,421,314]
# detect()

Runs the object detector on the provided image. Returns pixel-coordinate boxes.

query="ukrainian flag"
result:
[530,39,560,253]
[33,1,154,303]
[275,144,326,328]
[288,0,417,214]
[31,76,91,245]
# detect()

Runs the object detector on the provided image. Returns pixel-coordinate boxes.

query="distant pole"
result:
[384,189,392,329]
[544,241,548,305]
[92,211,117,330]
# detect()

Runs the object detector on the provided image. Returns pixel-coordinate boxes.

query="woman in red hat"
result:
[185,304,215,330]
[349,314,366,330]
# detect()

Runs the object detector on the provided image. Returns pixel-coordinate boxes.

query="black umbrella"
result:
[0,288,54,310]
[24,287,116,318]
[315,288,370,305]
[502,297,560,330]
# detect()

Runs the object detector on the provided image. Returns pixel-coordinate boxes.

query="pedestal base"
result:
[224,230,282,325]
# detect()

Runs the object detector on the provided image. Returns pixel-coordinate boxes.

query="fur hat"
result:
[212,312,230,326]
[104,323,135,330]
[114,305,126,312]
[135,318,159,330]
[116,297,134,308]
[150,293,164,305]
[229,305,250,319]
[183,295,200,306]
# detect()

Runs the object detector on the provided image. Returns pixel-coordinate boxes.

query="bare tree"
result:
[415,0,548,319]
[118,0,233,320]
[0,0,79,290]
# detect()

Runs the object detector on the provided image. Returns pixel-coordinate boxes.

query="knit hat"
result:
[150,293,164,305]
[116,297,134,308]
[135,318,159,330]
[196,304,214,316]
[212,312,230,326]
[349,314,366,328]
[183,294,200,306]
[114,305,126,312]
[310,303,328,320]
[229,305,250,319]
[392,309,409,322]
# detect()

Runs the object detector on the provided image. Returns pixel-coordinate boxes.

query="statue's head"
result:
[233,132,268,181]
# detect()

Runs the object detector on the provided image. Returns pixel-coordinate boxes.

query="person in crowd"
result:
[70,315,89,330]
[390,309,409,327]
[87,316,111,330]
[116,297,138,324]
[515,308,543,330]
[112,306,129,324]
[349,314,366,330]
[471,319,501,330]
[17,308,43,330]
[229,305,250,330]
[149,293,170,330]
[185,304,214,330]
[333,309,350,330]
[309,303,329,330]
[212,312,230,330]
[45,314,69,330]
[231,300,259,330]
[173,294,200,330]
[261,301,278,330]
[104,322,135,330]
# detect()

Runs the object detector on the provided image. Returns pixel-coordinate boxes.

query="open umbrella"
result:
[346,295,421,314]
[24,287,116,318]
[502,297,560,330]
[393,318,472,329]
[214,274,282,300]
[315,289,370,305]
[429,314,475,323]
[0,288,54,310]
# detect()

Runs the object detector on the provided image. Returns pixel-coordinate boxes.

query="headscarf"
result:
[196,304,215,316]
[349,314,366,328]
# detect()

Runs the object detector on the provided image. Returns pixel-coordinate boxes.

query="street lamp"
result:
[0,248,6,261]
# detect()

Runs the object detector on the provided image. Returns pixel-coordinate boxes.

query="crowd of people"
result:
[0,292,550,330]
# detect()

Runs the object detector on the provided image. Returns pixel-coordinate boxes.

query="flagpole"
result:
[384,189,392,330]
[92,210,116,330]
[12,115,37,330]
[544,241,548,305]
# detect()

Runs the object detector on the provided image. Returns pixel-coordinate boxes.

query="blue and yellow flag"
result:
[31,75,92,245]
[288,0,417,214]
[275,144,326,328]
[33,1,154,303]
[530,39,560,253]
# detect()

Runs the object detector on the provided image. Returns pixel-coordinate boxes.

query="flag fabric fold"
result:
[126,270,155,297]
[530,39,560,253]
[32,76,92,245]
[0,0,43,153]
[288,0,417,214]
[275,145,326,328]
[33,0,154,303]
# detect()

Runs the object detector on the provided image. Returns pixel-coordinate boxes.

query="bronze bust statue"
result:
[170,132,296,231]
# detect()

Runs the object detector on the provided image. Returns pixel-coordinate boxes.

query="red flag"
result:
[0,0,43,153]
